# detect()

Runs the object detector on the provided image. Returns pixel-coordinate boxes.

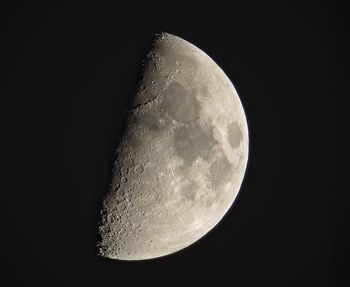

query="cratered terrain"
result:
[98,33,249,261]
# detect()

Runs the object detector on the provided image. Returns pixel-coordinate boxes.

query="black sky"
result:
[6,1,343,286]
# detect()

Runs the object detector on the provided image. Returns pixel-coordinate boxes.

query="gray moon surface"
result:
[98,33,249,261]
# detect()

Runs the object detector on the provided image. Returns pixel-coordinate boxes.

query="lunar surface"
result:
[97,33,249,260]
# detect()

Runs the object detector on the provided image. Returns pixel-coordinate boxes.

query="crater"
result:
[227,122,242,149]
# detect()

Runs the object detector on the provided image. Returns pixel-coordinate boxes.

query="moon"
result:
[98,33,249,260]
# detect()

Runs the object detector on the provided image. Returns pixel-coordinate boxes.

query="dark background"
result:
[6,1,344,286]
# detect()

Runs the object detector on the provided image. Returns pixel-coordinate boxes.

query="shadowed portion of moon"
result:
[97,32,249,261]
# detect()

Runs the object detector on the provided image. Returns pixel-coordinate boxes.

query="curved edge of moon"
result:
[97,32,249,261]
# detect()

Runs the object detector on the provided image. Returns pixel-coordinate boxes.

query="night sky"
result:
[6,1,344,286]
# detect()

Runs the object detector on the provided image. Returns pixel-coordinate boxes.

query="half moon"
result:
[98,32,249,261]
